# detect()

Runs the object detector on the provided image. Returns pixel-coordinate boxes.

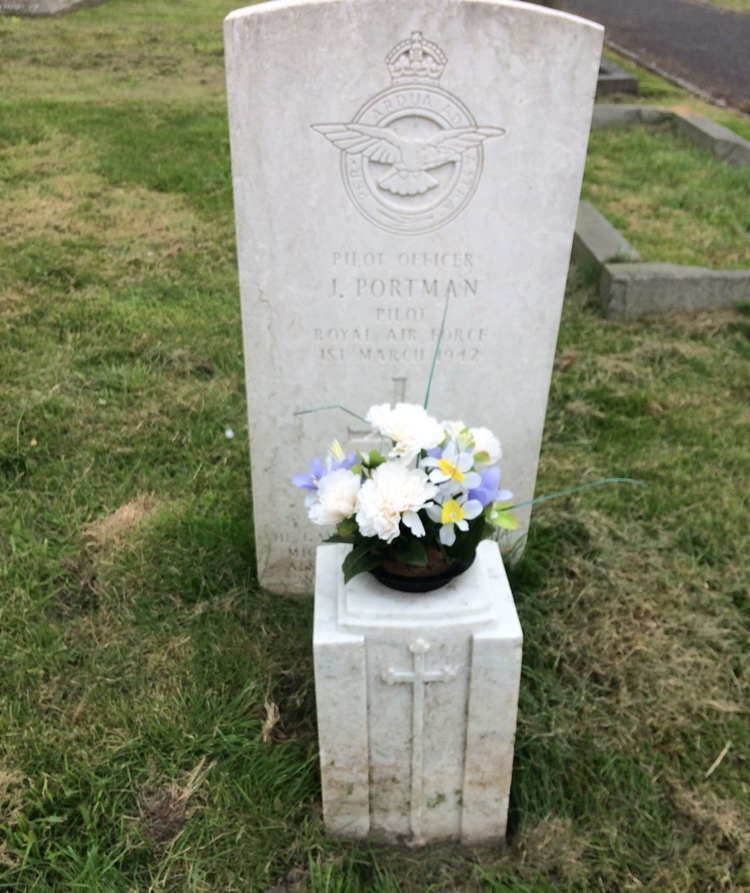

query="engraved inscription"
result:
[312,33,505,235]
[269,533,317,575]
[317,248,487,366]
[333,251,473,268]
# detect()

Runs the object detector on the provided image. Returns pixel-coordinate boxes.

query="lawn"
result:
[1,2,749,891]
[582,120,750,269]
[705,0,750,13]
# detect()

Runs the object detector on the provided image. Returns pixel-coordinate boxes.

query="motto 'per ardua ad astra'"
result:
[293,402,517,583]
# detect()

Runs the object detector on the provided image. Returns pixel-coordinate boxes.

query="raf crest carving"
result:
[313,32,505,235]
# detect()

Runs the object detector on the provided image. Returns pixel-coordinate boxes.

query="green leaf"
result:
[336,517,358,537]
[342,543,382,584]
[391,536,428,567]
[474,450,490,464]
[489,509,518,530]
[368,450,387,468]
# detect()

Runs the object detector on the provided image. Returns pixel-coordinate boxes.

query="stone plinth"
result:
[313,540,522,845]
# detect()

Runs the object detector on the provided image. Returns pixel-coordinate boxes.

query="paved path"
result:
[559,0,750,115]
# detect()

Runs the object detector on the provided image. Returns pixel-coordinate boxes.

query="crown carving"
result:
[386,32,447,84]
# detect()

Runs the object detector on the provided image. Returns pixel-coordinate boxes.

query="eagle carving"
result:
[313,123,506,196]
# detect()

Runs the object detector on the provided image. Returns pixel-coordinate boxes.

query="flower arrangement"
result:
[293,402,518,584]
[292,292,643,589]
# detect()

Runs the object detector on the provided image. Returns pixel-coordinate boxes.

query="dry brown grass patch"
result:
[544,519,745,743]
[261,700,281,744]
[3,51,227,105]
[2,173,206,266]
[0,770,27,825]
[0,287,23,315]
[514,815,587,881]
[649,308,748,337]
[668,775,750,877]
[84,496,160,551]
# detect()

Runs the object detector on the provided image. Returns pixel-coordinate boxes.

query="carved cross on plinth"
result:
[346,376,408,452]
[382,638,459,842]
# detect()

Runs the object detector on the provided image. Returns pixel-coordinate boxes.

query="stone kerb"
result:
[591,105,750,169]
[600,264,750,320]
[596,59,638,99]
[572,105,750,320]
[0,0,107,15]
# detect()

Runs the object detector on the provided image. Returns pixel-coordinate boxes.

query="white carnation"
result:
[469,426,502,465]
[366,403,445,463]
[308,469,360,526]
[355,462,438,543]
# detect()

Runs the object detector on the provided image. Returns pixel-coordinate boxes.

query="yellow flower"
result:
[437,458,464,483]
[440,499,465,524]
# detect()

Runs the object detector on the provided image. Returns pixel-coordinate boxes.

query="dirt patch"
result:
[52,554,98,619]
[138,758,210,849]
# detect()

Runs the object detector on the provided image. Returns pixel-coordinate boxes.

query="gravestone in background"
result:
[0,0,106,15]
[224,0,603,595]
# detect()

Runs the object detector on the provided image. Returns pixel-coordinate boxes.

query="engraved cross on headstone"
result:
[382,637,458,842]
[346,376,408,454]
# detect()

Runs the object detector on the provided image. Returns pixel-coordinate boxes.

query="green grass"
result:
[582,120,750,269]
[1,2,750,891]
[704,0,750,13]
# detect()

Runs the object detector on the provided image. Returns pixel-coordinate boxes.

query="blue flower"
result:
[468,466,513,508]
[292,455,327,491]
[292,443,358,491]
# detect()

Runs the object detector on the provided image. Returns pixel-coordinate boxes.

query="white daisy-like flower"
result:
[355,462,438,543]
[366,403,445,463]
[422,441,482,490]
[426,493,484,547]
[469,426,502,466]
[308,469,361,527]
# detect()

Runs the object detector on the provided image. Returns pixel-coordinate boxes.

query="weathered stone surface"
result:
[572,201,641,269]
[601,262,750,319]
[0,0,106,16]
[224,1,602,593]
[674,112,750,168]
[596,58,638,98]
[591,104,670,128]
[313,540,522,844]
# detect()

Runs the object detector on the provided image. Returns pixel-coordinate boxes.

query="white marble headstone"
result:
[224,0,603,594]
